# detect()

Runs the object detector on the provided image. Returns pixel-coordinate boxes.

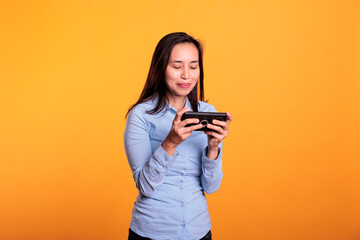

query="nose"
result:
[181,68,190,80]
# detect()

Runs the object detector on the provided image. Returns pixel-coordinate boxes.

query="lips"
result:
[178,83,191,88]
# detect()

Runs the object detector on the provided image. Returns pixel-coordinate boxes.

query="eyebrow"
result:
[170,60,199,63]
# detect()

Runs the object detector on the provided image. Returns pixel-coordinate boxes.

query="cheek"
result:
[165,75,176,86]
[191,70,200,81]
[165,69,178,81]
[165,71,174,86]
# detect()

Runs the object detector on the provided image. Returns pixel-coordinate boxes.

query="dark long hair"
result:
[126,32,205,118]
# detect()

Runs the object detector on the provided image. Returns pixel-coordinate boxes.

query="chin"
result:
[178,90,193,96]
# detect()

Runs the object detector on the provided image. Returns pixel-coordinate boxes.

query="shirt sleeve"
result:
[123,106,177,197]
[200,146,224,194]
[198,102,224,194]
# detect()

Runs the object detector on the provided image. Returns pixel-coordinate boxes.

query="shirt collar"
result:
[167,97,192,113]
[150,95,193,114]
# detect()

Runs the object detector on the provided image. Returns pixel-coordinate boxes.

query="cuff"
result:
[202,146,223,168]
[153,145,179,168]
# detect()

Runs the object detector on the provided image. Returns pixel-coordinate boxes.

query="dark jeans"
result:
[128,228,212,240]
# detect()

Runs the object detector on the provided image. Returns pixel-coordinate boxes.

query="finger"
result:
[204,130,223,141]
[174,107,190,123]
[226,112,233,124]
[184,123,203,132]
[206,123,224,134]
[221,112,232,132]
[179,118,200,128]
[212,119,227,127]
[212,112,232,127]
[178,123,202,139]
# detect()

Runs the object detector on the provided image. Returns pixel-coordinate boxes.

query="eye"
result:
[173,66,181,69]
[190,66,198,70]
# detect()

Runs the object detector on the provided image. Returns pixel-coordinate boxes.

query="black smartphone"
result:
[181,111,228,131]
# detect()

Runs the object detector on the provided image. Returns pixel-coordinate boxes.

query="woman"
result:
[124,32,232,240]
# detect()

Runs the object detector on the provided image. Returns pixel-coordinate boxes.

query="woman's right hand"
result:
[161,107,203,156]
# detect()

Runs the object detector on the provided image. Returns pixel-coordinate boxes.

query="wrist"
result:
[207,146,219,160]
[162,138,178,156]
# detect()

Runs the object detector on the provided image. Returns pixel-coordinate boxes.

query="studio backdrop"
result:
[1,0,359,239]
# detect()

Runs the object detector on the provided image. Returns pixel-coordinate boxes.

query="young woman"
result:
[124,32,232,240]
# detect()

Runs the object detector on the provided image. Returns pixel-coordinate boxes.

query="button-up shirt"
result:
[124,97,223,240]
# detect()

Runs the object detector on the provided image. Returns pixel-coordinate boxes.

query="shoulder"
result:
[128,98,157,117]
[131,101,152,114]
[198,101,218,112]
[126,99,159,133]
[126,99,158,127]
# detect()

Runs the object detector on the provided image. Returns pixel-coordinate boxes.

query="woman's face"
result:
[165,42,200,102]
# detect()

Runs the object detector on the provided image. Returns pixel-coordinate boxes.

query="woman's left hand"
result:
[204,112,232,159]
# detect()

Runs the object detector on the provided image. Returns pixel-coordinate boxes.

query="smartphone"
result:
[181,111,228,131]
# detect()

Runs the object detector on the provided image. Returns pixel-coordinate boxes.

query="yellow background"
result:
[1,0,359,239]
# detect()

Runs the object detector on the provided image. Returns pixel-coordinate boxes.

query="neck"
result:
[167,95,187,112]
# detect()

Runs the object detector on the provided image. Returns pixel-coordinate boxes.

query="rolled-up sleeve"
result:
[200,146,223,194]
[124,107,177,197]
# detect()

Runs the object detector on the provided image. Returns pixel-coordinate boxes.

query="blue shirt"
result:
[124,97,223,240]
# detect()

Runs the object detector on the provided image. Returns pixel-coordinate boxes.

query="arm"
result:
[201,111,232,194]
[124,107,202,197]
[124,107,176,197]
[201,146,223,194]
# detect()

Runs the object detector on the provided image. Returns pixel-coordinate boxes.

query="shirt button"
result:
[181,224,186,228]
[180,203,184,207]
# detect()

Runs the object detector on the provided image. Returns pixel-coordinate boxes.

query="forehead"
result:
[169,42,199,61]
